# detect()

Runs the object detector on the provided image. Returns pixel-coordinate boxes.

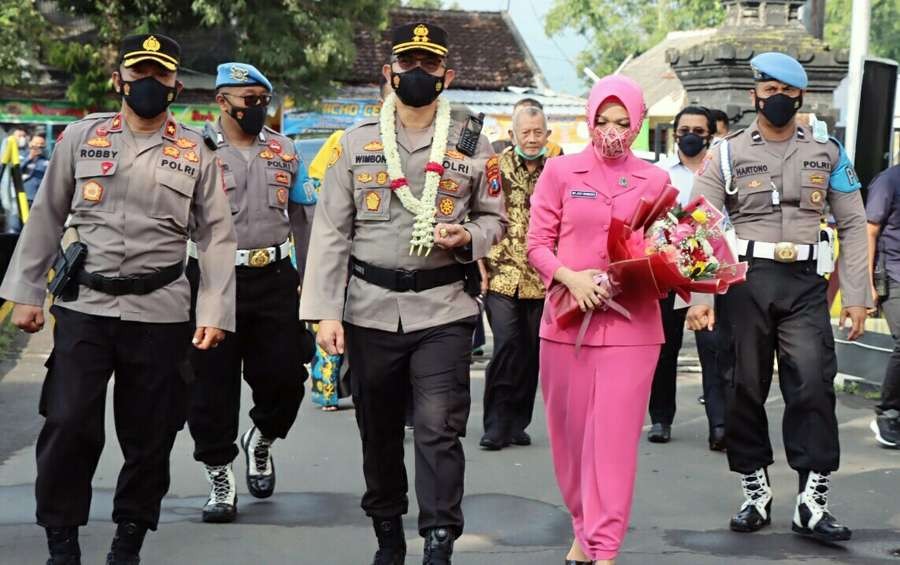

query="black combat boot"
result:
[422,527,454,565]
[371,517,406,565]
[46,526,81,565]
[792,471,852,542]
[729,468,772,533]
[106,522,147,565]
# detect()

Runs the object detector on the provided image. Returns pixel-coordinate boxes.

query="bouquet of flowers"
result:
[546,186,747,352]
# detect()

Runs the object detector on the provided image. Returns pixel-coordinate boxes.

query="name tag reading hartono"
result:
[570,190,597,199]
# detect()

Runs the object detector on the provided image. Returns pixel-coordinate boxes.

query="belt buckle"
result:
[248,248,271,268]
[774,242,798,263]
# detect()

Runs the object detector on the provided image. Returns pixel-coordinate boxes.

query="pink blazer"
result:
[527,147,671,347]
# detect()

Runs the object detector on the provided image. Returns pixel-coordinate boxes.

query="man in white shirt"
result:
[649,106,727,451]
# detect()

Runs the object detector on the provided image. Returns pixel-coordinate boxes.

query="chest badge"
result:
[438,197,455,216]
[748,180,762,188]
[184,150,199,163]
[101,161,114,174]
[95,127,109,137]
[446,149,465,161]
[809,173,827,186]
[364,141,383,152]
[281,153,296,162]
[356,172,373,184]
[163,146,180,159]
[439,179,460,193]
[259,149,275,160]
[175,137,196,149]
[274,171,290,185]
[376,171,389,185]
[810,190,824,205]
[617,176,628,187]
[268,140,283,154]
[82,181,104,202]
[276,187,289,205]
[87,137,111,148]
[365,190,382,211]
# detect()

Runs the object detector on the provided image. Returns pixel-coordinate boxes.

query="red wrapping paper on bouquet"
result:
[544,186,748,351]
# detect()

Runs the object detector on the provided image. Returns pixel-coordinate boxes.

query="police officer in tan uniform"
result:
[0,34,236,565]
[687,52,869,544]
[300,22,506,565]
[187,62,310,523]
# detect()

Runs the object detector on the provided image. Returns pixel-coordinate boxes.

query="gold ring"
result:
[440,228,449,237]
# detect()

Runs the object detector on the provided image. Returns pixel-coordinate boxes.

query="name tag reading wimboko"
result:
[570,190,597,199]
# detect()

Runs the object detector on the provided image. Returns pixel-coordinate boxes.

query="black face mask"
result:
[756,93,802,127]
[391,67,445,108]
[121,76,178,119]
[228,105,267,136]
[677,133,708,157]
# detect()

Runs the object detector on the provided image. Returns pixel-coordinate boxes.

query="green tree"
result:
[1,0,395,108]
[404,0,445,7]
[824,0,900,62]
[545,0,725,78]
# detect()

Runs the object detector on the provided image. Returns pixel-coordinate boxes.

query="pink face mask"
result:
[591,125,634,160]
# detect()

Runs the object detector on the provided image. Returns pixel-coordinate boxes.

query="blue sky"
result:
[447,0,589,96]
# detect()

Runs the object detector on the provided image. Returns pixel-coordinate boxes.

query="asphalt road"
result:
[0,330,898,564]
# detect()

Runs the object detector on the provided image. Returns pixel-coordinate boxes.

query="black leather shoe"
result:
[372,517,406,565]
[730,499,771,533]
[422,527,454,565]
[510,430,532,446]
[46,527,81,565]
[709,427,726,452]
[792,509,852,542]
[106,522,146,565]
[647,423,671,443]
[479,434,509,451]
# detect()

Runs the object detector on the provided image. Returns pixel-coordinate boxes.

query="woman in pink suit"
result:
[527,75,671,564]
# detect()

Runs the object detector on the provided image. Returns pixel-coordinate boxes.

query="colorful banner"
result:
[0,99,221,127]
[284,98,381,136]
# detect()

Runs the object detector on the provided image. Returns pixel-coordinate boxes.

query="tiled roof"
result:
[345,8,544,91]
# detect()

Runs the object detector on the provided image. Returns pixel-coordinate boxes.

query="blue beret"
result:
[750,52,808,89]
[216,62,273,92]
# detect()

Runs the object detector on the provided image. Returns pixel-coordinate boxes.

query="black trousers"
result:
[719,259,839,474]
[36,305,192,529]
[482,292,543,439]
[648,292,687,426]
[186,258,305,466]
[345,317,476,537]
[695,319,727,432]
[878,279,900,412]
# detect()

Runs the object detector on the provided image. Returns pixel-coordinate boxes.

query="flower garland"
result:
[380,92,452,256]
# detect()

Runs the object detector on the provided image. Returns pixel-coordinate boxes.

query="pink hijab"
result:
[586,74,647,135]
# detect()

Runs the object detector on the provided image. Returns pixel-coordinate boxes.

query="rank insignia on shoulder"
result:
[438,197,455,216]
[163,146,180,159]
[439,179,459,193]
[176,137,196,149]
[445,149,466,161]
[87,137,111,148]
[268,140,283,154]
[165,121,177,138]
[276,187,289,205]
[111,115,122,130]
[259,149,275,160]
[274,171,290,185]
[364,141,384,152]
[82,181,104,202]
[356,172,373,184]
[281,153,296,162]
[184,150,199,163]
[376,171,389,185]
[365,190,381,211]
[327,145,342,168]
[485,155,501,197]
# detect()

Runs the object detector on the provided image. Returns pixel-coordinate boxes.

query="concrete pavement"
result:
[0,330,899,564]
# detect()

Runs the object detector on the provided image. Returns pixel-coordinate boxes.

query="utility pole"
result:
[844,0,871,162]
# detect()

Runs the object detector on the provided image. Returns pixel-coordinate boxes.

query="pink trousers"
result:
[540,339,660,561]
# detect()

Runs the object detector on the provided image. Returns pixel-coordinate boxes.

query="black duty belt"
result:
[350,257,465,293]
[76,261,185,296]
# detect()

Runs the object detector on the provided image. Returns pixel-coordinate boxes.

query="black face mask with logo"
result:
[391,67,445,108]
[677,133,708,157]
[121,76,178,119]
[756,93,803,128]
[228,105,267,136]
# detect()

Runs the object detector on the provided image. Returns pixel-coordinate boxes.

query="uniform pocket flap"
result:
[75,160,117,179]
[156,169,195,198]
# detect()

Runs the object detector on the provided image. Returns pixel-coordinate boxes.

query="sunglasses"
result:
[221,93,272,108]
[394,54,444,74]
